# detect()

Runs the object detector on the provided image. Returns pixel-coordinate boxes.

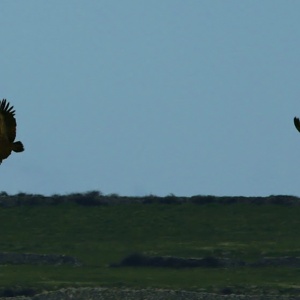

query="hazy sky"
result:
[1,1,300,197]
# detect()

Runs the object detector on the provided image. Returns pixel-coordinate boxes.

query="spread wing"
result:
[0,99,17,142]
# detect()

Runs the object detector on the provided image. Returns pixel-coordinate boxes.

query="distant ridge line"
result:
[0,192,299,207]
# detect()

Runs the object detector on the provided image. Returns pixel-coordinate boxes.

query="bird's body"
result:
[0,99,24,164]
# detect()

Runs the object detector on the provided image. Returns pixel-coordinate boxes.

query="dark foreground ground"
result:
[2,287,300,300]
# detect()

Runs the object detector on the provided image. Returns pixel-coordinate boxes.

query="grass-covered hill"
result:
[0,191,300,297]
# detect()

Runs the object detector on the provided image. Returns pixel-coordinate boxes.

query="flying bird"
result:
[294,117,300,133]
[0,99,24,164]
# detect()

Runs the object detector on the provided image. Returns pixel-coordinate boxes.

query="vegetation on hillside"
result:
[0,191,299,296]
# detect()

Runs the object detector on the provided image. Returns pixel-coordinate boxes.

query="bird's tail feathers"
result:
[12,141,24,152]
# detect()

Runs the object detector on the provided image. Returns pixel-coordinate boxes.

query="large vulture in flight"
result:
[0,99,24,164]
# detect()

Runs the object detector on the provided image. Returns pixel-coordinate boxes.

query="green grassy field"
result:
[0,201,299,295]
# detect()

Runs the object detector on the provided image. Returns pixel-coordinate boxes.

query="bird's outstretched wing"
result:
[0,99,17,142]
[294,117,300,132]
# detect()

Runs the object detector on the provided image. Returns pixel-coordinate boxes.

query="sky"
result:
[0,1,300,197]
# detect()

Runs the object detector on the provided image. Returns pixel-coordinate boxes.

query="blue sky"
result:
[0,1,300,197]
